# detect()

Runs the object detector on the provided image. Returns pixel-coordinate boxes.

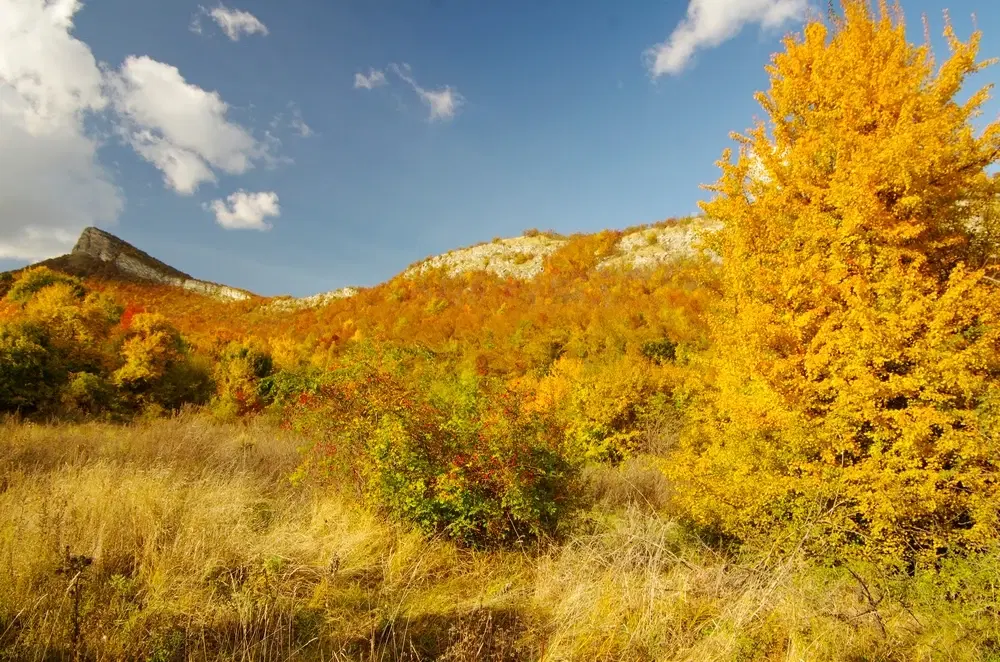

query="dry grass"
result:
[1,415,998,661]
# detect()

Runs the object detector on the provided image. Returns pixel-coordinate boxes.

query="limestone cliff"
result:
[33,227,254,302]
[70,227,193,282]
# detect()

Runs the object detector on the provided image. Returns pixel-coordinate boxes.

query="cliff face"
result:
[32,227,253,302]
[400,217,720,282]
[71,227,193,283]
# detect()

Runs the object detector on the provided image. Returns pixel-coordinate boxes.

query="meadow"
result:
[2,414,998,661]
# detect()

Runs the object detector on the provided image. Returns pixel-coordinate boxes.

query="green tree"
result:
[0,322,64,413]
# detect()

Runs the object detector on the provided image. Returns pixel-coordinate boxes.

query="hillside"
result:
[6,217,717,316]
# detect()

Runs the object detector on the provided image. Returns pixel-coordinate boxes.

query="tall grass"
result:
[1,414,997,661]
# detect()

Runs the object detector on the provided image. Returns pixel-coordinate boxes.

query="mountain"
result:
[28,227,255,302]
[8,217,717,309]
[40,227,192,282]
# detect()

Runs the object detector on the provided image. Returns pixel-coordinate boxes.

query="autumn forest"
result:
[3,1,1000,659]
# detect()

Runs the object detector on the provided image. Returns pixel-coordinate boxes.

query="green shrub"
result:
[365,377,579,547]
[0,322,64,413]
[214,340,276,415]
[60,371,115,415]
[289,362,581,547]
[258,368,321,407]
[152,354,215,411]
[0,272,13,299]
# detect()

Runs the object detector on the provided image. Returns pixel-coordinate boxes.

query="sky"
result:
[2,0,999,297]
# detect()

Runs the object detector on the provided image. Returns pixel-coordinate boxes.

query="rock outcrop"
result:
[399,217,720,282]
[403,235,567,281]
[264,287,361,312]
[599,218,721,271]
[72,227,193,283]
[35,227,254,302]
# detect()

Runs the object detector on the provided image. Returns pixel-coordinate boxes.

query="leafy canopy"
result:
[672,0,1000,565]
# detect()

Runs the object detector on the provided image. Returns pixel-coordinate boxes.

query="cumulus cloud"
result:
[353,69,386,90]
[646,0,807,77]
[389,63,463,121]
[1,0,287,258]
[107,56,271,194]
[205,190,280,230]
[191,4,268,41]
[0,0,123,259]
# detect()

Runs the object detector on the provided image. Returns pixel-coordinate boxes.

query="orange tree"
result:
[670,0,1000,566]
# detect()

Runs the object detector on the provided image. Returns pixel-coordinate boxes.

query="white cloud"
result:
[389,63,463,121]
[189,12,204,35]
[271,101,313,137]
[0,0,123,259]
[419,87,462,122]
[191,4,268,41]
[353,69,386,90]
[645,0,807,77]
[205,190,280,230]
[289,108,312,137]
[108,56,271,194]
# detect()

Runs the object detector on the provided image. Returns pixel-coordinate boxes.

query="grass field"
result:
[2,414,998,661]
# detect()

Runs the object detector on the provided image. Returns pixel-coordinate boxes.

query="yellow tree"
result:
[22,283,121,370]
[672,0,1000,564]
[113,313,183,388]
[113,312,213,411]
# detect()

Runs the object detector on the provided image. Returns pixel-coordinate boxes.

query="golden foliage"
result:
[672,0,1000,564]
[113,313,183,387]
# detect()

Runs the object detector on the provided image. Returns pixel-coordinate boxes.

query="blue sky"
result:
[2,0,999,297]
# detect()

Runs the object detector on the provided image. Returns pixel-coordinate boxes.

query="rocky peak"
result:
[71,227,192,282]
[25,226,253,302]
[73,227,127,261]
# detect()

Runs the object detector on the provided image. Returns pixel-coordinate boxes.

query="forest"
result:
[2,1,1000,659]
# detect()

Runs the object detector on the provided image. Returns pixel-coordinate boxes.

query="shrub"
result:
[0,272,13,299]
[60,371,115,416]
[258,368,321,408]
[0,322,63,413]
[152,354,215,411]
[543,231,621,277]
[113,313,183,388]
[214,340,276,415]
[290,362,580,547]
[515,356,671,463]
[365,376,579,547]
[639,338,677,364]
[22,283,121,374]
[114,313,210,412]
